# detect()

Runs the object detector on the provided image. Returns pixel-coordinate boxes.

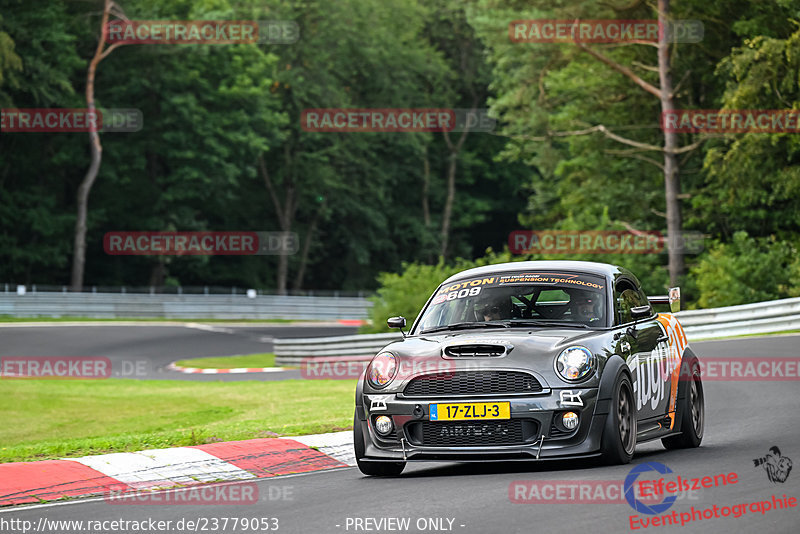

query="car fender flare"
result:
[669,346,700,430]
[594,355,632,416]
[676,346,700,401]
[355,377,366,420]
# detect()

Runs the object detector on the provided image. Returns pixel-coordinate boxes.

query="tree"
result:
[70,0,125,290]
[691,232,800,308]
[696,25,800,239]
[425,0,489,258]
[466,0,720,284]
[565,0,692,285]
[0,13,22,106]
[0,0,84,284]
[85,0,286,288]
[252,0,452,292]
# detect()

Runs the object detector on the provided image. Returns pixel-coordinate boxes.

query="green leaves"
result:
[0,27,22,105]
[362,250,519,333]
[697,24,800,238]
[1,0,798,306]
[691,232,800,308]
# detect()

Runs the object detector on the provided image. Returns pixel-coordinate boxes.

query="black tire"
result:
[600,373,637,465]
[662,360,704,450]
[353,411,406,476]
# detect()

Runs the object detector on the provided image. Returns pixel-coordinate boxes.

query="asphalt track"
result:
[2,334,799,533]
[0,324,358,381]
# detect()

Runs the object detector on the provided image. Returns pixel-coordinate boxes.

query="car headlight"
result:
[367,352,398,389]
[555,346,595,382]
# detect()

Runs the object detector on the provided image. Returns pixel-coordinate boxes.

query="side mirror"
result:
[631,305,653,320]
[668,287,681,313]
[387,316,406,329]
[388,316,407,337]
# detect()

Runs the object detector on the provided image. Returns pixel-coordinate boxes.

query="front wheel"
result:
[353,411,406,476]
[600,373,637,465]
[662,360,704,450]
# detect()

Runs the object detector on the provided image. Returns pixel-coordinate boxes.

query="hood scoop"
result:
[442,343,510,358]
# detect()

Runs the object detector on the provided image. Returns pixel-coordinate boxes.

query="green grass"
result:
[0,315,302,323]
[174,353,277,369]
[0,378,355,463]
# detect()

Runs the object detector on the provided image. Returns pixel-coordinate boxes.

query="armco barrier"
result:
[0,292,372,321]
[273,297,800,364]
[677,296,800,340]
[274,333,403,365]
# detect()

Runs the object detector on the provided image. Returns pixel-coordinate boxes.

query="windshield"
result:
[415,271,607,333]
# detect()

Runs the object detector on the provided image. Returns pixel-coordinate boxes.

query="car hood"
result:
[375,327,611,391]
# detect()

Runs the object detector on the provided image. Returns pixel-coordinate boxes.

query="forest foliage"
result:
[1,0,798,312]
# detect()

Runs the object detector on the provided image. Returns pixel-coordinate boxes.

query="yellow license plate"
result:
[430,402,510,421]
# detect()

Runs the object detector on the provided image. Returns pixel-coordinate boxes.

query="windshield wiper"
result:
[421,321,510,334]
[503,320,590,329]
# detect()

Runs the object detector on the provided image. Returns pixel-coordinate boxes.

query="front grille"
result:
[403,370,542,397]
[444,344,505,358]
[405,419,539,447]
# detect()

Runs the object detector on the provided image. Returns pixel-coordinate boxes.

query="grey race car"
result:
[354,260,704,476]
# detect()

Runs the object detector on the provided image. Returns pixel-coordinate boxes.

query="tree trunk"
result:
[570,4,691,286]
[259,152,295,295]
[71,127,102,291]
[148,260,167,287]
[276,249,289,294]
[439,149,457,257]
[292,202,323,291]
[70,0,119,291]
[658,0,684,285]
[439,113,473,258]
[422,145,430,227]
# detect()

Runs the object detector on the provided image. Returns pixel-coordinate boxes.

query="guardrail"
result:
[676,296,800,340]
[2,283,367,297]
[0,292,372,321]
[274,333,403,365]
[273,297,800,364]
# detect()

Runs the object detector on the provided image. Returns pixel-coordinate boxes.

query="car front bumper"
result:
[356,387,607,462]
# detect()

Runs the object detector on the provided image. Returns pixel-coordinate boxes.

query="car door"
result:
[614,278,669,422]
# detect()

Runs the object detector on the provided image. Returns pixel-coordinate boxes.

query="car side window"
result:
[635,287,651,313]
[615,281,645,325]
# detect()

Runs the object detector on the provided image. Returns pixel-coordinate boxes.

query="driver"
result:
[476,293,510,322]
[570,290,602,323]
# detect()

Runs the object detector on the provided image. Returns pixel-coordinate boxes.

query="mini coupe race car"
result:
[354,260,704,476]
